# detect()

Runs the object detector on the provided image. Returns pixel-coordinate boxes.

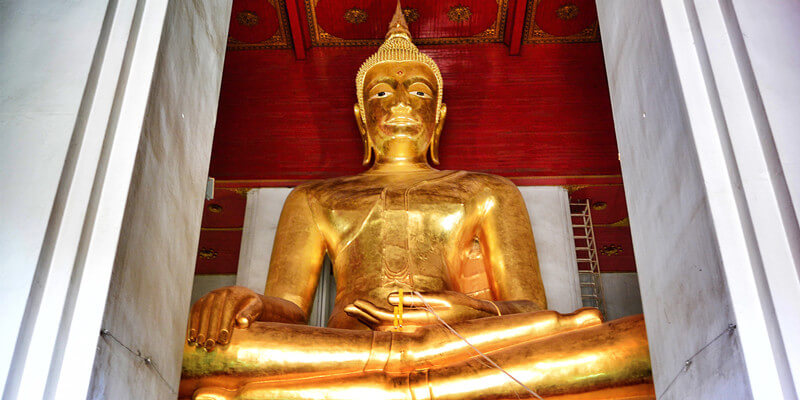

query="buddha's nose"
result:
[390,101,412,115]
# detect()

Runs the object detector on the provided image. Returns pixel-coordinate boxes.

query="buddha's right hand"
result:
[187,286,264,350]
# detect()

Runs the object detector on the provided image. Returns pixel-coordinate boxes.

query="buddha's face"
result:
[357,61,444,162]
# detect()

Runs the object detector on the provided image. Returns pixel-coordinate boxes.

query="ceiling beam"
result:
[507,0,528,55]
[285,0,306,60]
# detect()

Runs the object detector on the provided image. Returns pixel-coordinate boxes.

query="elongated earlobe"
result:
[354,104,372,166]
[430,104,447,165]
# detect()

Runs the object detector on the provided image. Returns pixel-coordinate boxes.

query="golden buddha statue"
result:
[180,4,653,399]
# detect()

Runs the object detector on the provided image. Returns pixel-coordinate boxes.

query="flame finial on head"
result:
[355,0,443,125]
[386,1,411,40]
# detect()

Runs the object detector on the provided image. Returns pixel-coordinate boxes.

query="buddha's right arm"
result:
[263,185,327,320]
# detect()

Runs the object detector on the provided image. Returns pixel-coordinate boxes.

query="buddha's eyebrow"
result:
[366,77,397,89]
[403,77,435,90]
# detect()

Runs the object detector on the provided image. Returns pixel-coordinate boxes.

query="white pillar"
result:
[0,1,112,395]
[518,187,582,314]
[88,1,232,399]
[598,1,800,398]
[1,0,231,398]
[1,0,172,398]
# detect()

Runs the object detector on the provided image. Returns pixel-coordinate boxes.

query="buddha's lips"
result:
[385,116,420,126]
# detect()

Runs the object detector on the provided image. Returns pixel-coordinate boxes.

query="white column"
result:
[0,1,111,395]
[237,188,293,294]
[518,187,582,314]
[88,1,232,399]
[1,0,174,398]
[598,0,800,398]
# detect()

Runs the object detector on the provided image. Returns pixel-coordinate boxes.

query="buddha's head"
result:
[354,2,447,166]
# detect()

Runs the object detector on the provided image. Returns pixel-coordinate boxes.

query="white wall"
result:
[87,1,231,399]
[597,2,751,399]
[600,272,643,321]
[0,1,110,392]
[730,1,800,224]
[598,0,800,398]
[236,188,293,294]
[518,187,582,313]
[191,274,237,305]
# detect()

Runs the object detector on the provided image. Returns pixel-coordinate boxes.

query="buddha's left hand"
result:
[344,291,499,330]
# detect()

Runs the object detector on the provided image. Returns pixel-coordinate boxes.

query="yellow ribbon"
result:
[393,289,404,329]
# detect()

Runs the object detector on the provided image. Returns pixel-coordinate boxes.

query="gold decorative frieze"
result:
[198,248,218,260]
[556,3,579,20]
[236,10,260,27]
[227,0,292,50]
[402,7,420,23]
[447,5,472,22]
[600,244,623,256]
[305,0,508,46]
[524,0,599,44]
[344,8,368,24]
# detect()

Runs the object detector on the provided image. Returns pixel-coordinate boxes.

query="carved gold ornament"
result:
[208,204,223,213]
[447,5,472,22]
[198,248,218,260]
[600,244,623,256]
[236,10,260,27]
[591,201,607,210]
[556,3,579,20]
[344,8,368,24]
[402,7,419,23]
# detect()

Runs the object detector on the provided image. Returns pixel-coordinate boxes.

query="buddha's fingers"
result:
[234,296,262,329]
[217,296,236,345]
[187,296,205,344]
[197,293,215,346]
[388,292,450,308]
[205,291,227,350]
[344,303,381,328]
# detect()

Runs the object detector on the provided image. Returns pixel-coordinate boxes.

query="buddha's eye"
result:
[371,91,391,99]
[411,91,431,98]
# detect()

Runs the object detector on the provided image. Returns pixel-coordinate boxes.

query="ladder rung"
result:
[574,235,587,239]
[573,224,587,228]
[576,258,592,262]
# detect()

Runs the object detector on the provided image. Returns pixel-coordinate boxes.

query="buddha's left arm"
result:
[476,177,547,314]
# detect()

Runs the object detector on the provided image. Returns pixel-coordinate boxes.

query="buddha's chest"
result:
[318,184,474,253]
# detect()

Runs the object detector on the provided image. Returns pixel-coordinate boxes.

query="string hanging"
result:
[411,291,544,400]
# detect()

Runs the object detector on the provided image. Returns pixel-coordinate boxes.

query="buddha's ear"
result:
[430,103,447,165]
[354,104,372,166]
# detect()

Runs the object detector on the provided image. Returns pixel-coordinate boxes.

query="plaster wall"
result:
[600,272,643,321]
[729,1,800,223]
[191,274,237,305]
[517,186,582,313]
[237,188,293,294]
[597,2,750,399]
[87,1,232,398]
[0,1,109,391]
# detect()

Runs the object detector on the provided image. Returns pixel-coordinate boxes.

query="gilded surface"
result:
[181,4,652,399]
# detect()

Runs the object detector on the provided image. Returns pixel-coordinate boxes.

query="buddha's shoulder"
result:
[287,175,383,203]
[286,170,519,202]
[446,170,516,187]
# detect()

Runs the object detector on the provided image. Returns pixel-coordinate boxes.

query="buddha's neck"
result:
[368,153,435,174]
